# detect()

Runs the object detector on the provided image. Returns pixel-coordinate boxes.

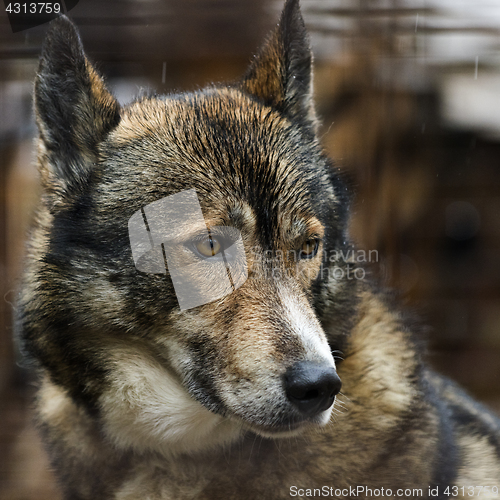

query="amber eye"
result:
[299,238,319,259]
[195,236,221,257]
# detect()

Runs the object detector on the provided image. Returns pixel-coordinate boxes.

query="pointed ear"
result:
[240,0,317,130]
[35,15,120,191]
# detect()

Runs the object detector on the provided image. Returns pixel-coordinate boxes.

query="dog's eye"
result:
[195,236,221,257]
[299,238,319,259]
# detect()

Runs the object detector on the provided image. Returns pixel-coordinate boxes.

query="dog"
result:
[17,0,500,498]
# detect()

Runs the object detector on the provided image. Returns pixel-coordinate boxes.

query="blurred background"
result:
[1,0,500,497]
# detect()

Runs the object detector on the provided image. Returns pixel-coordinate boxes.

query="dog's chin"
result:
[240,407,333,439]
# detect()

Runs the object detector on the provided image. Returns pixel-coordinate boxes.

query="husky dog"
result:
[18,0,500,498]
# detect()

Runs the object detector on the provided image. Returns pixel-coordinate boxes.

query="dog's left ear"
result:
[241,0,317,130]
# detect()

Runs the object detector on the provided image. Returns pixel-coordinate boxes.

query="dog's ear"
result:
[35,15,120,192]
[241,0,317,130]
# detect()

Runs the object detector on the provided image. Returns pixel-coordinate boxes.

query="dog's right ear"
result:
[35,16,120,193]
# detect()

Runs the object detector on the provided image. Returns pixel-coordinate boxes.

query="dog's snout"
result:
[284,362,341,417]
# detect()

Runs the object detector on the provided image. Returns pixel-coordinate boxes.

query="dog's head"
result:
[22,0,357,455]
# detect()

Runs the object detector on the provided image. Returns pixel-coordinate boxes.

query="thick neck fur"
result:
[36,284,440,499]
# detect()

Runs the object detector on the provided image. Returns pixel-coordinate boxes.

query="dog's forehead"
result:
[105,88,334,237]
[115,88,310,180]
[118,87,282,136]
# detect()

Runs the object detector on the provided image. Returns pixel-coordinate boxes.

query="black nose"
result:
[284,362,342,417]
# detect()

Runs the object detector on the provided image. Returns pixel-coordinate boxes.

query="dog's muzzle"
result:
[284,362,341,417]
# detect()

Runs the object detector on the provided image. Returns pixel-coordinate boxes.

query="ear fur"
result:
[240,0,317,130]
[35,15,120,191]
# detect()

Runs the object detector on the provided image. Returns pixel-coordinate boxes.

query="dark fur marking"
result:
[423,375,460,492]
[449,401,500,459]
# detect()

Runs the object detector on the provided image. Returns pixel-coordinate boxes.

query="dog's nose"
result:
[284,362,342,417]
